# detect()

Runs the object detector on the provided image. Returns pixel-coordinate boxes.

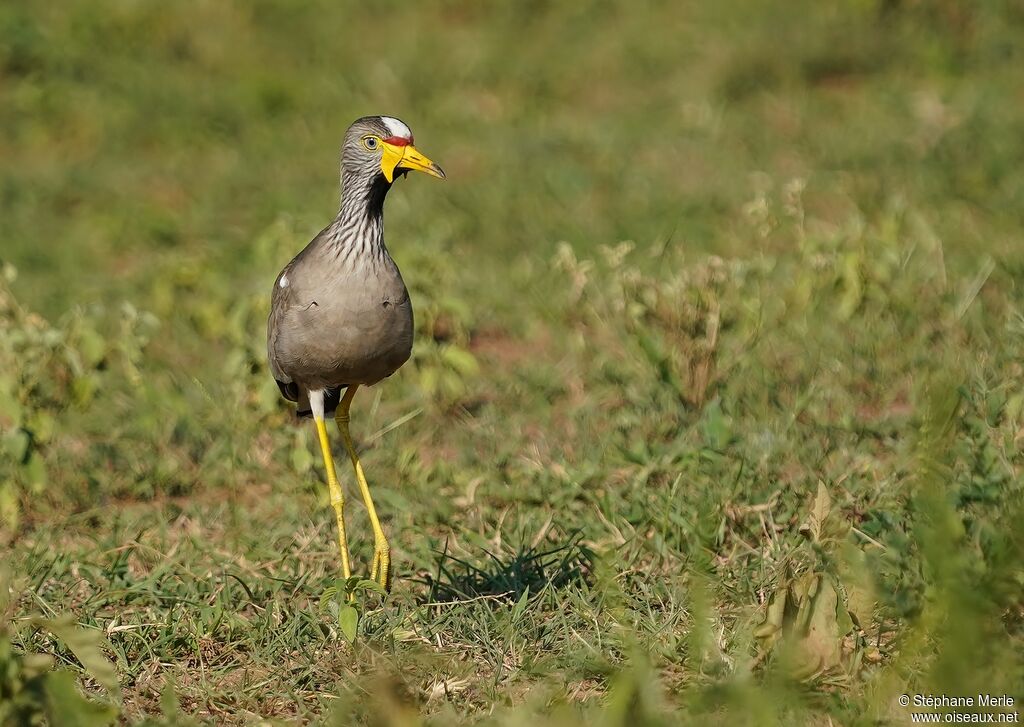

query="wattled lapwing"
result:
[267,116,444,591]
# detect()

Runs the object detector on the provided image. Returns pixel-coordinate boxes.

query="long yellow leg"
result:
[313,414,352,581]
[335,385,391,592]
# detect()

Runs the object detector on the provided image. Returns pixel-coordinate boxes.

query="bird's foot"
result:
[369,538,391,593]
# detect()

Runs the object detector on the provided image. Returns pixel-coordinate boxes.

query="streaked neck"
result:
[329,171,391,263]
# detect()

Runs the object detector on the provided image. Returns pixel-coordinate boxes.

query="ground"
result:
[1,1,1023,725]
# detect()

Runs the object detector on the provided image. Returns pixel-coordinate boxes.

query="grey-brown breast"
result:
[267,228,413,392]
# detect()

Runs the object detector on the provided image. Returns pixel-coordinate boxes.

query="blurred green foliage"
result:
[2,0,1023,724]
[1,568,120,727]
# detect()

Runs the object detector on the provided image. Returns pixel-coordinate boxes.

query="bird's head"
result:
[341,116,445,185]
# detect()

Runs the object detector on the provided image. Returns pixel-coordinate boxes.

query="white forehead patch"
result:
[381,116,412,140]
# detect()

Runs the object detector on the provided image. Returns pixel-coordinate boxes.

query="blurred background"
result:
[2,1,1023,724]
[5,1,1022,314]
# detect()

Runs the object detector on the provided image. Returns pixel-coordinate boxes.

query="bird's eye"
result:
[362,135,380,151]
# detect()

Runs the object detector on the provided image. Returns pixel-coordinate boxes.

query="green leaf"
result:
[440,345,480,377]
[43,670,118,727]
[72,374,98,406]
[76,325,107,369]
[22,453,47,493]
[27,410,55,444]
[511,587,530,622]
[2,429,30,462]
[834,590,855,636]
[343,575,365,592]
[338,605,359,643]
[38,616,120,695]
[353,578,387,596]
[418,366,440,395]
[700,398,733,451]
[636,329,685,396]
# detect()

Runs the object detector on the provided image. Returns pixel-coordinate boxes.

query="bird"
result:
[267,115,444,592]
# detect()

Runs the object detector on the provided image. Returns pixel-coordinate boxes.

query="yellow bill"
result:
[380,142,445,183]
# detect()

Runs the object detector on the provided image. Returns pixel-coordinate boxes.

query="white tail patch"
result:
[308,389,325,420]
[381,116,412,140]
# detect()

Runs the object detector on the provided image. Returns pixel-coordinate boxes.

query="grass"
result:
[2,0,1023,724]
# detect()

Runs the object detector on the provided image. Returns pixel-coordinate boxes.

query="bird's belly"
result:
[337,298,414,384]
[281,292,413,389]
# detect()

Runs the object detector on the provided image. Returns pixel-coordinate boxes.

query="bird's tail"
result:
[293,386,342,420]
